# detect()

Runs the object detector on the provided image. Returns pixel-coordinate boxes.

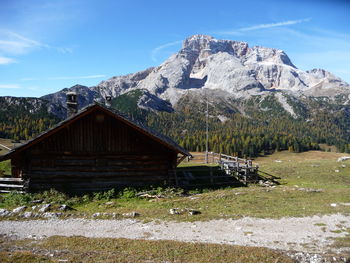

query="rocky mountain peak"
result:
[40,35,350,119]
[181,34,248,59]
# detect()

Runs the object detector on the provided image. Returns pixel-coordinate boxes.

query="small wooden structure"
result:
[179,152,259,186]
[0,103,190,192]
[212,152,259,185]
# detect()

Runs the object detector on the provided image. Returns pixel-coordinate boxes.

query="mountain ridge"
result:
[39,34,349,119]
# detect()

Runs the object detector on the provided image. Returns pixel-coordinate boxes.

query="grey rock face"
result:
[90,35,349,114]
[12,34,349,119]
[42,85,101,118]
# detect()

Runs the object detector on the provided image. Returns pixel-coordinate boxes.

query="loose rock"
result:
[12,206,27,213]
[39,204,51,213]
[42,212,62,218]
[188,210,201,216]
[59,204,73,211]
[169,208,181,215]
[122,211,140,218]
[92,212,101,218]
[31,199,43,204]
[22,212,33,218]
[0,208,10,217]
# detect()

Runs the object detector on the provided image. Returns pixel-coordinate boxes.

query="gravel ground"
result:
[0,214,349,254]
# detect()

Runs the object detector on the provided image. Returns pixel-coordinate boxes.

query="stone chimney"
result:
[66,91,78,118]
[105,95,112,107]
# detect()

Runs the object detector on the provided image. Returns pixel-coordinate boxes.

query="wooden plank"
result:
[0,178,23,182]
[0,190,25,193]
[27,169,167,177]
[29,165,168,172]
[0,183,24,188]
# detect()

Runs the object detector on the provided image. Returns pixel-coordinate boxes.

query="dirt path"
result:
[1,214,349,254]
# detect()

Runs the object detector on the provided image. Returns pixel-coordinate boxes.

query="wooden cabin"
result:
[0,101,190,192]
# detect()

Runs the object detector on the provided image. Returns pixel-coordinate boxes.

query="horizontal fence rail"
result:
[177,152,260,187]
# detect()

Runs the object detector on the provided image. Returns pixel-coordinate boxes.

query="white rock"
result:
[0,208,10,217]
[337,156,350,162]
[12,206,27,213]
[122,212,140,218]
[169,208,181,215]
[39,204,51,213]
[92,212,101,218]
[22,212,33,218]
[59,204,72,211]
[42,212,61,218]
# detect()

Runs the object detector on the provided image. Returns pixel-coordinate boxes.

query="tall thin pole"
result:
[205,92,209,164]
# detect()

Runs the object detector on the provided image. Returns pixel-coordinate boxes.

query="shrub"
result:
[34,189,69,204]
[119,187,137,199]
[1,191,32,207]
[82,194,91,203]
[92,189,117,201]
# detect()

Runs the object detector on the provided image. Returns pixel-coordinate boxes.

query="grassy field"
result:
[0,160,11,176]
[0,235,294,263]
[1,151,350,221]
[0,138,17,155]
[1,150,350,263]
[69,151,350,220]
[0,138,16,176]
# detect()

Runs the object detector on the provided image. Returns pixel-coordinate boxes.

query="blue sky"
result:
[0,0,349,97]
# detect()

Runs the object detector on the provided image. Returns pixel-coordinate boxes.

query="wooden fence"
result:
[177,152,260,186]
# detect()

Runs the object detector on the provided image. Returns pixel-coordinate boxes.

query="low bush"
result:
[0,191,33,207]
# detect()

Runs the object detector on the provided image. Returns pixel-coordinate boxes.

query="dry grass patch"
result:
[0,235,295,263]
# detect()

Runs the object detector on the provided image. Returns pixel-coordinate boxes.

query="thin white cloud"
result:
[48,74,106,80]
[151,40,182,62]
[240,18,311,31]
[21,75,106,81]
[0,30,73,56]
[7,31,44,47]
[0,56,16,65]
[217,18,311,35]
[0,30,43,55]
[0,84,21,89]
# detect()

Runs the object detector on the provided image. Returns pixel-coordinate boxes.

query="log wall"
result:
[12,109,178,192]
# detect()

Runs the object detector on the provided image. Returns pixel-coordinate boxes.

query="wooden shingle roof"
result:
[0,103,191,161]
